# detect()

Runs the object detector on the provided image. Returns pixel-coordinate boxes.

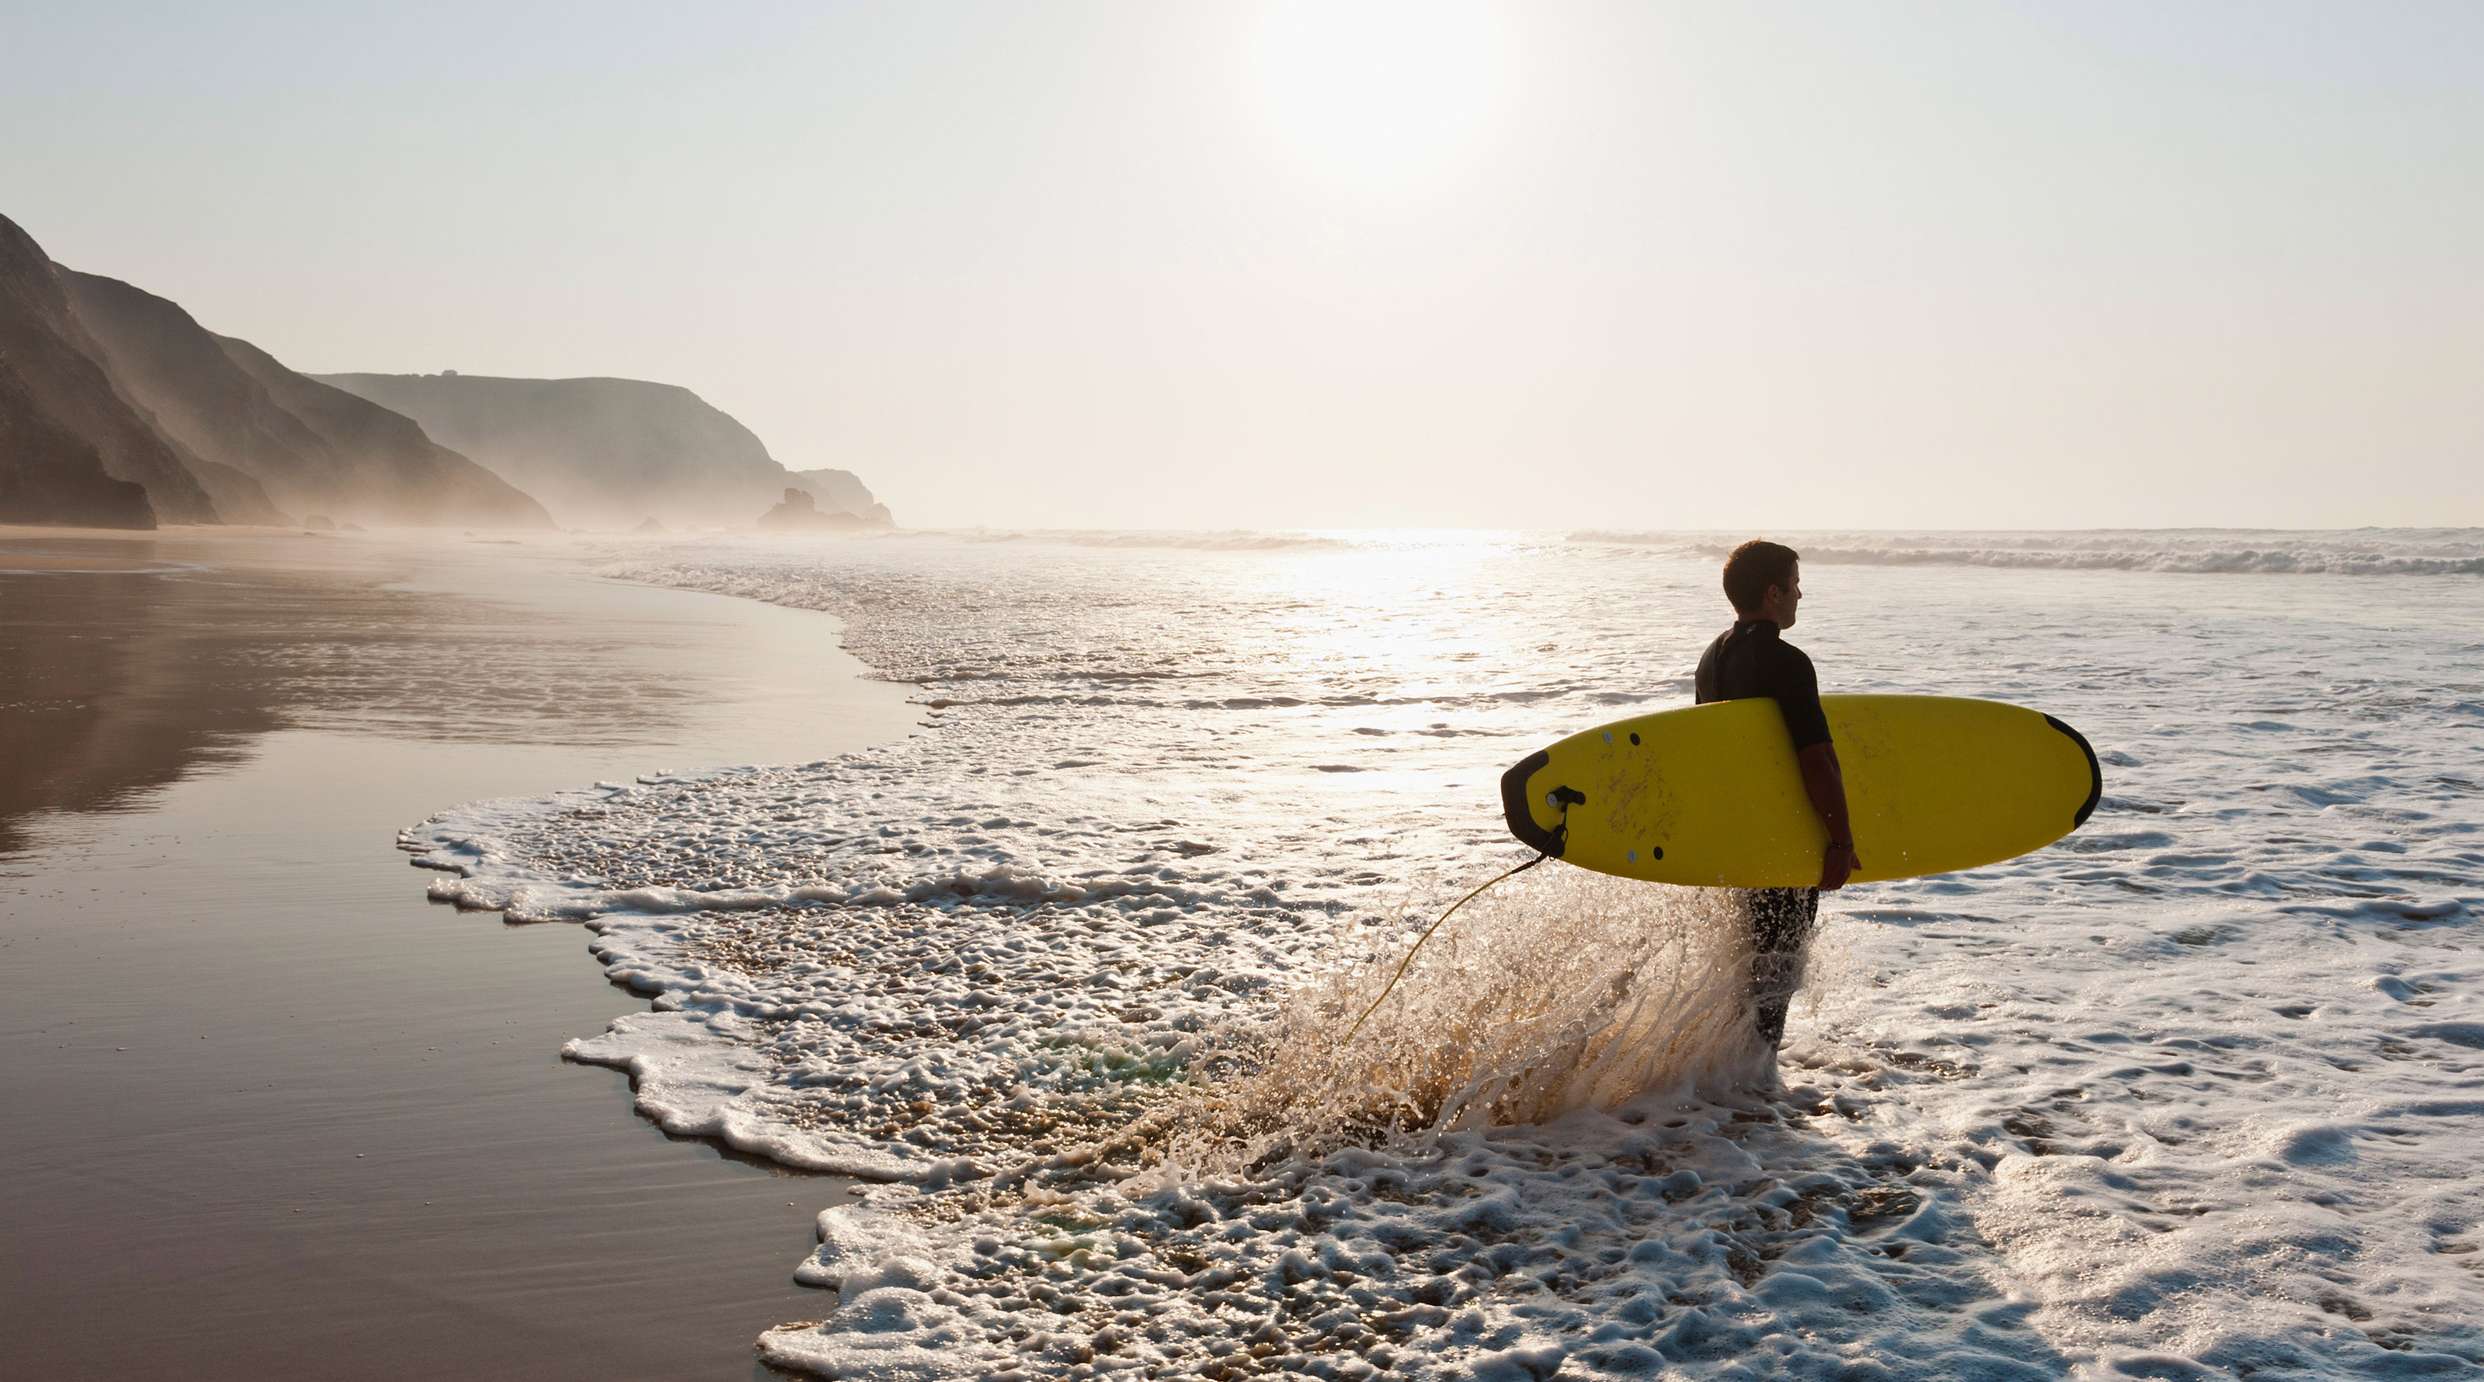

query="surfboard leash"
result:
[1342,850,1550,1045]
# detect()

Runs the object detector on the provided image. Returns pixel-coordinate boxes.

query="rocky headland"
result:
[316,372,896,531]
[65,273,549,529]
[2,211,551,530]
[4,209,895,534]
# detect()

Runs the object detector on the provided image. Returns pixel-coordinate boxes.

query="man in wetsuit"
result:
[1694,540,1860,1053]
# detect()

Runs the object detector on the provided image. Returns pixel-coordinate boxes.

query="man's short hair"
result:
[1722,540,1800,614]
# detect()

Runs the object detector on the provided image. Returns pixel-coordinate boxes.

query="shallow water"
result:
[0,530,917,1380]
[410,529,2484,1378]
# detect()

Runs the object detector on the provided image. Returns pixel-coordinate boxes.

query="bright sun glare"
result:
[1243,0,1512,196]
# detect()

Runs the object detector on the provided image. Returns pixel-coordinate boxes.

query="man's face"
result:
[1775,563,1803,628]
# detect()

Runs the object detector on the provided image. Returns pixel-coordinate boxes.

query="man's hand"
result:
[1795,742,1858,890]
[1819,841,1861,891]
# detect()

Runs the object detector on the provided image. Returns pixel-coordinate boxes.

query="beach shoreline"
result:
[11,525,2482,1377]
[0,527,919,1380]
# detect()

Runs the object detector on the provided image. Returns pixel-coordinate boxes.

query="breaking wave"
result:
[1570,528,2484,576]
[926,528,1360,553]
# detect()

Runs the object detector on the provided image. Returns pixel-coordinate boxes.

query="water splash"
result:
[1109,869,1770,1183]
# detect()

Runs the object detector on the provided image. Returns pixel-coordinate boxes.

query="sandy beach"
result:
[0,527,917,1379]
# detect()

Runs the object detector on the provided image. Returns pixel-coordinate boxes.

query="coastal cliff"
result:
[6,208,884,535]
[316,372,891,530]
[314,373,785,529]
[219,338,553,528]
[3,210,560,531]
[64,273,550,529]
[0,365,158,529]
[0,213,212,527]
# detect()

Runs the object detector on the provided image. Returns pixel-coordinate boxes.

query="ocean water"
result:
[406,530,2484,1378]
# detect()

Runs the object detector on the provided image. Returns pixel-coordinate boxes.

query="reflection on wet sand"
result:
[0,528,919,1381]
[1,533,698,856]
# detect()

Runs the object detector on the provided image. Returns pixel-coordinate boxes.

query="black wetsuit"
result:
[1695,619,1828,1048]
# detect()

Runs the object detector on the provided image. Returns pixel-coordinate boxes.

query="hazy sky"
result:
[6,1,2479,529]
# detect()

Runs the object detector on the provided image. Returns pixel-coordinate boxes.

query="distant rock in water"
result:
[788,467,895,527]
[62,272,550,530]
[756,487,870,532]
[633,516,667,534]
[0,212,209,527]
[315,372,791,530]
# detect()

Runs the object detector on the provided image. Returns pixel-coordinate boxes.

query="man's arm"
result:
[1771,647,1857,890]
[1797,741,1861,890]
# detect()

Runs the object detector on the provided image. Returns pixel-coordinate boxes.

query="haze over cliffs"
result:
[790,468,895,527]
[64,274,549,530]
[5,210,896,534]
[315,373,895,530]
[2,211,552,530]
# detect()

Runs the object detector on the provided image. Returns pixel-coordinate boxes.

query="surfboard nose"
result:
[2043,714,2105,828]
[1500,750,1570,857]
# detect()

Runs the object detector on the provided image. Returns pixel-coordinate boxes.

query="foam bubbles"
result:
[404,532,2484,1375]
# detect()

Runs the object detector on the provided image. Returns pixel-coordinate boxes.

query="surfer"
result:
[1695,540,1859,1052]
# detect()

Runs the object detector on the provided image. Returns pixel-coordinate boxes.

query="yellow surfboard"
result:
[1500,695,2101,887]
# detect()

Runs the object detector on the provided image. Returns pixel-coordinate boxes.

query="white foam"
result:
[404,531,2484,1375]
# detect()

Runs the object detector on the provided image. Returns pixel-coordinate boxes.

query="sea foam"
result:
[405,531,2484,1376]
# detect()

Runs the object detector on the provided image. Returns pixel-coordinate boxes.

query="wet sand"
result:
[0,527,920,1378]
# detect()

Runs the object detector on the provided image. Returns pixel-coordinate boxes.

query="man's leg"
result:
[1746,887,1821,1048]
